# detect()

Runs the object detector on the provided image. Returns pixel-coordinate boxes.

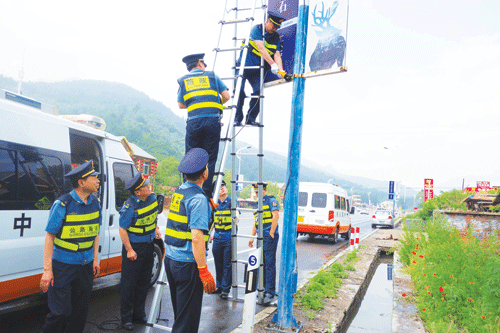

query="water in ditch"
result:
[346,253,394,333]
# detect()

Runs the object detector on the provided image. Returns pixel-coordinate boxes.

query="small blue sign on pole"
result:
[389,181,395,194]
[389,193,394,200]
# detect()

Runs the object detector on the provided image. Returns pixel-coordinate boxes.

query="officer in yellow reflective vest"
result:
[211,180,237,299]
[164,148,216,333]
[178,53,230,196]
[248,183,279,305]
[118,172,161,331]
[40,160,102,333]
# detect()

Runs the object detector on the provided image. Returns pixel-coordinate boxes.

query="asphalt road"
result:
[0,212,375,333]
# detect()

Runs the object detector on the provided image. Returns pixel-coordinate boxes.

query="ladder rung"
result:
[238,233,258,239]
[234,65,261,70]
[220,17,254,25]
[229,5,267,12]
[220,75,240,80]
[214,46,245,53]
[237,259,248,264]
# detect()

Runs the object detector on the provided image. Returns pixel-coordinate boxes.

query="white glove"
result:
[271,63,279,75]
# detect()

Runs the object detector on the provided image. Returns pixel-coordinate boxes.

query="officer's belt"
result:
[187,113,222,122]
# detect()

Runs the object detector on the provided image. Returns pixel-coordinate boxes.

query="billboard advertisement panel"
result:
[267,0,349,85]
[424,179,434,202]
[305,0,348,76]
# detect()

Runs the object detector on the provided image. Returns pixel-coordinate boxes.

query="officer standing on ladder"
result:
[118,172,161,331]
[39,160,101,333]
[211,180,237,299]
[164,148,216,333]
[235,11,291,126]
[248,183,280,305]
[178,53,231,197]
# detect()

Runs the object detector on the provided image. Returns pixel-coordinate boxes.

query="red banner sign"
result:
[424,178,434,202]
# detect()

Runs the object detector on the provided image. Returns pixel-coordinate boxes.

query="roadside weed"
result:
[398,213,500,332]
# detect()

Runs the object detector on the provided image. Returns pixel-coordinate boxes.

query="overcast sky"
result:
[1,0,499,192]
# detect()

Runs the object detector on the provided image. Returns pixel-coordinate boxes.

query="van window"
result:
[341,197,346,210]
[335,195,341,209]
[298,192,308,207]
[114,162,135,210]
[311,193,327,208]
[0,148,64,210]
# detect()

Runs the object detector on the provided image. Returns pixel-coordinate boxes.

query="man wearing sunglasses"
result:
[178,53,231,197]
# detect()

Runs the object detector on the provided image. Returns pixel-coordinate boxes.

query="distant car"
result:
[372,210,394,229]
[360,210,368,215]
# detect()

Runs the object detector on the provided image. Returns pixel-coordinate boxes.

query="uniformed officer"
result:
[164,147,216,333]
[248,183,279,305]
[211,180,236,299]
[235,11,289,126]
[119,172,161,331]
[40,160,102,333]
[178,53,231,196]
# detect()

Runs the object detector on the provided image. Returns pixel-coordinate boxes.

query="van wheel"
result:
[331,227,339,244]
[343,227,351,240]
[150,243,163,288]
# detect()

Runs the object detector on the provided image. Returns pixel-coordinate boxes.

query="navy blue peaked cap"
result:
[182,53,205,70]
[268,11,286,27]
[65,160,99,179]
[178,148,209,174]
[125,172,150,191]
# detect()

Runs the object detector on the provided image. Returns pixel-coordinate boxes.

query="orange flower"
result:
[447,254,450,257]
[482,316,486,319]
[416,244,419,249]
[450,275,453,278]
[419,255,424,258]
[412,251,417,255]
[422,308,426,311]
[424,274,427,277]
[412,260,416,264]
[470,282,475,285]
[436,304,439,307]
[441,298,445,301]
[442,293,445,296]
[402,293,407,297]
[433,273,437,276]
[467,298,473,302]
[424,285,430,290]
[439,287,444,292]
[428,291,431,295]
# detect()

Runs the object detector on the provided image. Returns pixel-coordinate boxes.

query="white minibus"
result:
[297,182,353,242]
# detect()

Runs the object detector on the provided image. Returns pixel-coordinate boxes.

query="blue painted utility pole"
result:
[273,0,309,329]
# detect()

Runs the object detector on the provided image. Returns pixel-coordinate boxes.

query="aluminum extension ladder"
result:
[145,1,269,331]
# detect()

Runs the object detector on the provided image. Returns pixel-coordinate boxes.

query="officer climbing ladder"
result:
[145,0,293,331]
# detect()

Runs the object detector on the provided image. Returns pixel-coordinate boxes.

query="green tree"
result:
[415,189,469,220]
[156,156,182,188]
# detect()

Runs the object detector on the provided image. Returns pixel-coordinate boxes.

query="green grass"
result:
[296,252,357,317]
[397,213,500,333]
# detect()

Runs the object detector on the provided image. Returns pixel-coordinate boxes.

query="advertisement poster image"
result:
[306,0,348,74]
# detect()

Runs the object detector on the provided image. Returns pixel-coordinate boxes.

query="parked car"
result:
[359,210,368,215]
[371,210,394,229]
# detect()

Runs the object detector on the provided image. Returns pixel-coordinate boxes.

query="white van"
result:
[0,90,167,312]
[297,182,353,243]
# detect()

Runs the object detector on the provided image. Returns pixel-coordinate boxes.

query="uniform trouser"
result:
[120,241,154,323]
[185,117,221,195]
[212,235,232,292]
[164,257,204,333]
[263,231,279,297]
[41,260,93,333]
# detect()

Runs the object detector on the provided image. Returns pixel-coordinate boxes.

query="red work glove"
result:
[198,266,216,294]
[208,198,219,212]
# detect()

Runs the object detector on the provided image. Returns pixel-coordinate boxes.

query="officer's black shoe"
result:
[220,291,229,299]
[212,287,222,294]
[123,322,134,331]
[234,121,243,126]
[133,316,147,324]
[245,119,260,126]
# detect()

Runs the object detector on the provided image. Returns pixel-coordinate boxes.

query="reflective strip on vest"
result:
[167,211,188,223]
[187,102,224,113]
[249,39,277,58]
[254,205,273,226]
[215,210,232,231]
[126,199,158,235]
[165,229,209,242]
[65,211,100,222]
[184,90,218,101]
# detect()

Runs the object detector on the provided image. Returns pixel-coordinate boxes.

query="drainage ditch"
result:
[337,250,394,333]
